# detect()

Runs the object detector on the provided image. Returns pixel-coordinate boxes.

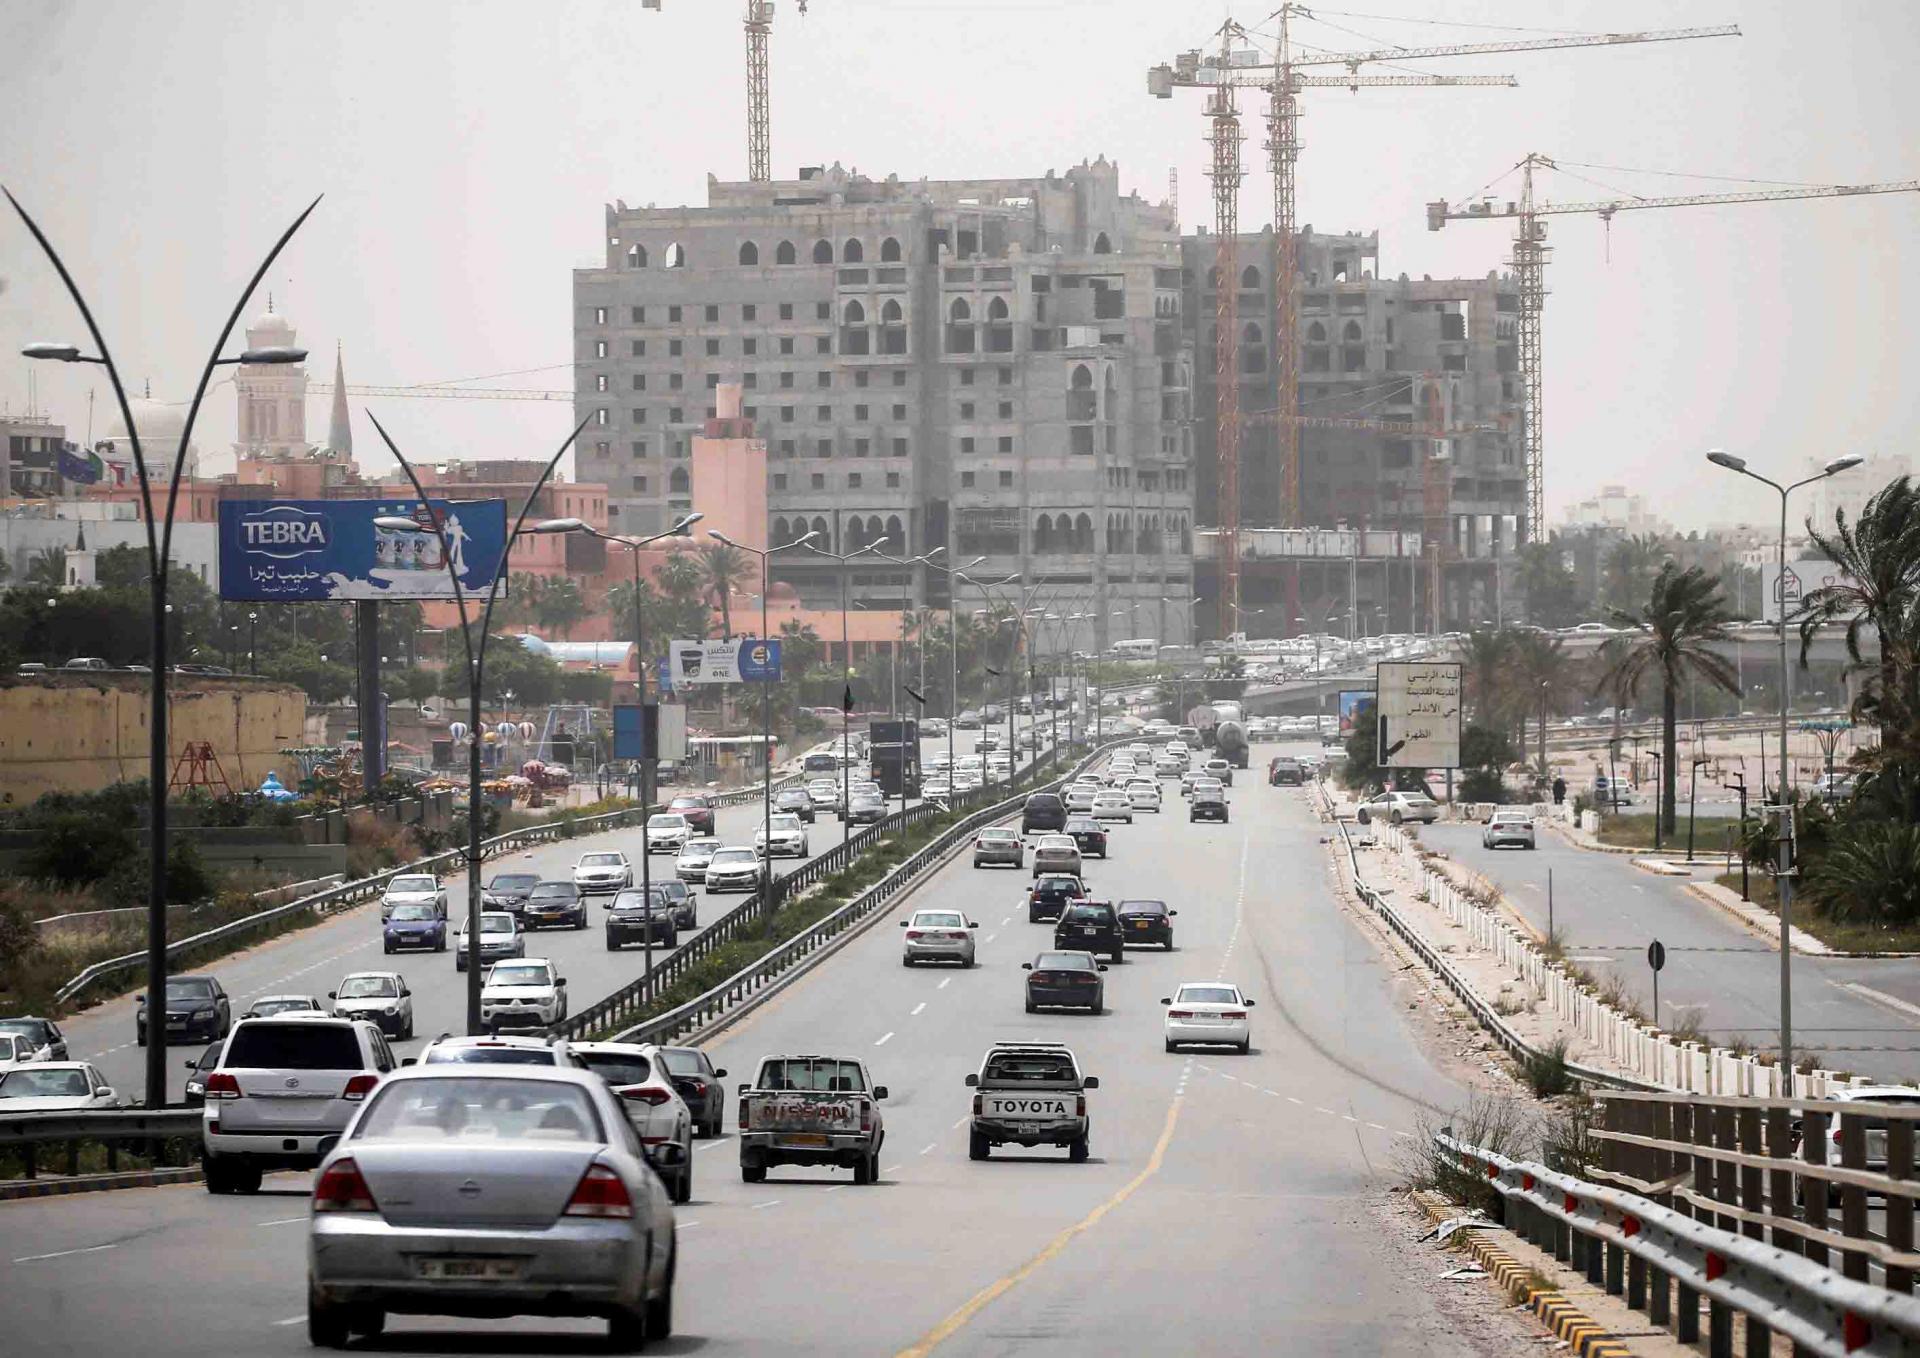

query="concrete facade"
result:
[572,159,1196,654]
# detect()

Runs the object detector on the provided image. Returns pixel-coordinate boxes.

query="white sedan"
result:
[0,1061,121,1111]
[646,812,691,853]
[755,813,810,859]
[1125,780,1162,812]
[572,850,633,895]
[1063,784,1099,813]
[899,908,979,967]
[1090,792,1134,823]
[1161,982,1255,1054]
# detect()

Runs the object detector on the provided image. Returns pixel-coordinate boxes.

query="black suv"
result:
[1021,792,1068,835]
[606,888,679,951]
[1028,873,1089,924]
[1116,899,1177,950]
[1054,901,1124,964]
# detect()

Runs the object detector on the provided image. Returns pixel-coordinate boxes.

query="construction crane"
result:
[744,1,810,183]
[1429,155,1920,539]
[1151,12,1739,636]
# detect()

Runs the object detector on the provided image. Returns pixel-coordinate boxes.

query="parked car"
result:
[521,880,587,930]
[1053,901,1125,964]
[453,911,524,972]
[480,872,540,916]
[328,972,415,1040]
[137,974,231,1047]
[606,888,679,951]
[1022,951,1107,1014]
[1482,809,1537,850]
[571,1041,695,1204]
[971,826,1024,869]
[652,1045,728,1138]
[1162,981,1255,1054]
[1116,898,1176,950]
[899,908,978,967]
[382,903,447,954]
[304,1065,676,1348]
[0,1061,119,1112]
[379,874,447,923]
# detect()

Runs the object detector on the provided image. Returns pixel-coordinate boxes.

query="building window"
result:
[998,470,1013,487]
[779,337,794,355]
[960,470,976,487]
[595,408,609,426]
[892,437,908,456]
[669,305,682,322]
[595,440,611,457]
[743,372,758,388]
[631,474,649,491]
[781,406,795,422]
[885,471,900,489]
[594,340,608,359]
[891,404,906,420]
[848,472,863,488]
[816,301,831,320]
[625,244,645,269]
[704,304,719,323]
[960,369,974,386]
[844,238,864,263]
[670,407,684,423]
[960,402,975,419]
[739,241,759,266]
[997,401,1012,418]
[998,367,1013,384]
[817,405,832,420]
[663,243,687,269]
[855,370,870,388]
[998,436,1013,453]
[779,302,793,320]
[594,307,608,324]
[817,438,832,457]
[633,409,648,422]
[780,372,794,389]
[669,373,684,390]
[855,404,870,421]
[776,240,796,265]
[669,339,683,356]
[630,439,648,455]
[779,439,795,457]
[631,306,645,323]
[854,437,870,456]
[811,473,826,489]
[630,339,646,356]
[744,338,757,355]
[892,371,907,387]
[816,336,831,354]
[706,374,720,388]
[881,236,902,262]
[743,304,757,322]
[595,374,608,391]
[816,371,831,388]
[705,338,721,356]
[959,437,975,454]
[773,473,788,489]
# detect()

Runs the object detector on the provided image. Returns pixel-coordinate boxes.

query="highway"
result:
[0,745,1544,1357]
[55,731,1023,1106]
[1423,822,1920,1082]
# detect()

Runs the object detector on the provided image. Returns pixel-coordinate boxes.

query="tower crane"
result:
[1150,10,1739,636]
[744,1,810,184]
[1429,155,1919,539]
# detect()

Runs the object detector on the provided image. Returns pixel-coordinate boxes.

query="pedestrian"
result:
[1551,774,1566,805]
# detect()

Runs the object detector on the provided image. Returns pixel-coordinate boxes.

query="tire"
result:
[203,1155,235,1195]
[348,1307,386,1339]
[644,1247,675,1342]
[1090,999,1103,1016]
[852,1153,873,1186]
[136,1032,147,1048]
[969,1129,990,1161]
[606,933,621,951]
[742,1162,766,1184]
[1068,1136,1090,1164]
[228,1161,263,1195]
[401,1017,414,1041]
[672,1162,692,1205]
[1024,997,1036,1013]
[308,1285,352,1350]
[1165,1039,1177,1053]
[608,1305,648,1352]
[1237,1040,1251,1055]
[382,942,392,955]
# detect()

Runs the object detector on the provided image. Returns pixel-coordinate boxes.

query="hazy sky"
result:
[2,0,1914,529]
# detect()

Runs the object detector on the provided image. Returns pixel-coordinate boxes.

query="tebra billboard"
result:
[218,499,508,602]
[669,638,782,685]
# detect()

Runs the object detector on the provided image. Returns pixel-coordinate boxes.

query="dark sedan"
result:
[774,787,816,824]
[480,872,540,916]
[521,880,587,930]
[1053,901,1124,964]
[181,1041,224,1106]
[650,879,698,929]
[1023,951,1107,1014]
[136,975,230,1047]
[1027,873,1089,924]
[654,1045,728,1137]
[1117,898,1177,950]
[1062,817,1109,859]
[667,794,717,835]
[382,902,447,954]
[606,889,679,950]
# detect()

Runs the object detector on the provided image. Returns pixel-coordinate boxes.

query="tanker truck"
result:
[1185,703,1250,768]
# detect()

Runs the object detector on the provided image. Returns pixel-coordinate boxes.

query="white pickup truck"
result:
[966,1042,1099,1162]
[737,1055,888,1185]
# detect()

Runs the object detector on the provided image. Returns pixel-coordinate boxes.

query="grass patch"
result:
[1713,872,1920,953]
[1592,814,1667,850]
[1522,1038,1574,1099]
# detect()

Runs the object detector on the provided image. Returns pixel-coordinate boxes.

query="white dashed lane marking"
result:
[938,978,952,991]
[15,1244,115,1263]
[911,1002,926,1016]
[874,1031,894,1047]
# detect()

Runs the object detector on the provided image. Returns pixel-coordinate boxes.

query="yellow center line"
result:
[893,1091,1187,1358]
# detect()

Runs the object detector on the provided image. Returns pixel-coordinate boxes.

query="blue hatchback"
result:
[383,902,447,954]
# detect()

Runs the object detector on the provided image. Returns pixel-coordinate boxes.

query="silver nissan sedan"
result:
[306,1064,676,1349]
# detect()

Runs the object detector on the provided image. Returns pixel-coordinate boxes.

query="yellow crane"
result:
[744,1,811,184]
[1429,155,1919,537]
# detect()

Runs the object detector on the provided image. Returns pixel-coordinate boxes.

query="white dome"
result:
[102,398,189,446]
[247,309,294,342]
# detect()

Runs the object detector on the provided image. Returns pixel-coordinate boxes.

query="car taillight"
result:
[905,930,926,940]
[203,1072,242,1100]
[1222,1011,1247,1020]
[621,1087,673,1106]
[860,1102,872,1134]
[972,1094,982,1116]
[563,1164,634,1219]
[342,1074,379,1102]
[740,1100,752,1131]
[1168,1010,1194,1019]
[682,1078,707,1096]
[313,1157,377,1213]
[1076,1096,1086,1118]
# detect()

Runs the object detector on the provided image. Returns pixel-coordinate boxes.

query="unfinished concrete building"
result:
[572,159,1199,652]
[1182,227,1526,634]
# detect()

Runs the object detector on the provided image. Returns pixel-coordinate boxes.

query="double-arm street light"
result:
[13,187,320,1109]
[919,554,989,794]
[368,411,596,1033]
[1705,447,1863,1078]
[710,529,816,916]
[804,538,880,840]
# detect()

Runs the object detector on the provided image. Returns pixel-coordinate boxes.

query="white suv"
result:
[327,971,414,1040]
[200,1015,394,1194]
[479,958,568,1033]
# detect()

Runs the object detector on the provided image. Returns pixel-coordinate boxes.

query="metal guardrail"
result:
[561,739,1119,1046]
[0,1108,203,1180]
[1318,781,1659,1093]
[1434,1129,1920,1357]
[53,774,800,1007]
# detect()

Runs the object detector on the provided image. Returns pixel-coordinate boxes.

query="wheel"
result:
[203,1156,235,1194]
[136,1032,147,1048]
[672,1161,692,1205]
[574,914,587,930]
[644,1240,676,1341]
[1237,1040,1251,1055]
[435,937,446,953]
[401,1017,414,1041]
[1110,949,1123,965]
[1165,1039,1177,1053]
[1024,997,1037,1014]
[1090,999,1103,1016]
[1069,1136,1090,1163]
[606,933,621,951]
[382,942,393,955]
[969,1129,990,1161]
[230,1161,263,1194]
[1390,811,1403,826]
[308,1284,352,1349]
[741,1161,767,1184]
[608,1305,648,1352]
[902,955,914,967]
[1165,936,1176,951]
[347,1307,386,1339]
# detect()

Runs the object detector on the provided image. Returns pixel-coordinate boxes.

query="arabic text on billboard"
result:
[1375,661,1463,769]
[669,638,783,685]
[218,499,508,602]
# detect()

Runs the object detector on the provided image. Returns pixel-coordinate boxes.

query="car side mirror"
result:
[1159,997,1171,1005]
[401,1057,417,1067]
[968,921,980,929]
[136,995,146,1004]
[327,991,338,1000]
[1082,1077,1099,1090]
[97,1087,115,1101]
[873,1085,889,1101]
[714,1069,727,1079]
[183,1060,198,1070]
[1169,910,1179,917]
[1096,964,1109,973]
[556,979,568,987]
[1244,999,1256,1007]
[1021,962,1033,971]
[400,987,411,997]
[898,920,909,927]
[964,1073,979,1087]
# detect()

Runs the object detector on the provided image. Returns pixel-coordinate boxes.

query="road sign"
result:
[1647,940,1666,972]
[1374,661,1462,769]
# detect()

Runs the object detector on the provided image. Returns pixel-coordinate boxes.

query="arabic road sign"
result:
[669,638,783,685]
[1375,661,1462,769]
[217,498,508,602]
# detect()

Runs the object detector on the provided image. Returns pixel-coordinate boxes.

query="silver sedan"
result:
[306,1065,676,1349]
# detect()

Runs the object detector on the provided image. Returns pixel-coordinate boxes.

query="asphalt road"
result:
[55,730,1033,1106]
[1422,822,1920,1082]
[0,746,1530,1357]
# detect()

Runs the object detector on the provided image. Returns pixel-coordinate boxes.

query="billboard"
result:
[1337,689,1374,738]
[1762,560,1858,624]
[611,702,689,761]
[1375,661,1462,769]
[669,638,782,685]
[218,498,508,602]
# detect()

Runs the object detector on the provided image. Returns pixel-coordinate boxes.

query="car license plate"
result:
[1132,920,1151,929]
[1080,927,1098,936]
[416,1256,525,1281]
[779,1133,830,1148]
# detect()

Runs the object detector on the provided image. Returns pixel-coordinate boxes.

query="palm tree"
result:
[1599,563,1740,832]
[1602,534,1669,615]
[1462,628,1514,731]
[698,542,749,640]
[1798,475,1920,759]
[533,577,587,639]
[1509,631,1574,775]
[655,551,710,640]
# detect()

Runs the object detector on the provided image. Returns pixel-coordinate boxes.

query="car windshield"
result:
[421,1045,558,1066]
[769,815,801,830]
[337,975,397,998]
[477,914,515,935]
[612,890,663,912]
[712,849,757,864]
[488,874,539,892]
[487,965,551,988]
[649,814,687,830]
[914,912,965,928]
[1035,952,1094,971]
[580,854,623,866]
[225,1024,362,1070]
[389,876,436,894]
[576,1052,653,1086]
[389,904,437,921]
[758,1058,865,1092]
[0,1068,89,1098]
[1177,986,1242,1005]
[166,980,215,1001]
[354,1077,602,1143]
[656,1049,703,1076]
[0,1020,49,1043]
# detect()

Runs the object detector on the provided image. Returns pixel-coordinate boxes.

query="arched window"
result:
[880,298,906,354]
[1243,322,1263,344]
[884,515,904,551]
[812,239,834,264]
[1306,321,1327,343]
[1074,513,1093,551]
[847,518,868,551]
[811,516,830,549]
[881,299,903,322]
[987,296,1008,320]
[1092,232,1112,255]
[663,243,687,269]
[626,244,647,269]
[880,237,902,262]
[1240,265,1261,288]
[1068,364,1095,420]
[949,298,971,322]
[771,517,790,546]
[1071,365,1093,389]
[776,240,796,265]
[739,241,759,266]
[1343,320,1363,342]
[843,238,864,263]
[668,466,690,494]
[844,299,866,324]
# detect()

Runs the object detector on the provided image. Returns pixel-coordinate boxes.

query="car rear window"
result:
[1025,795,1063,810]
[983,1053,1078,1082]
[354,1077,603,1144]
[1117,900,1166,916]
[225,1024,363,1071]
[656,1049,704,1076]
[757,1058,865,1093]
[422,1045,560,1066]
[576,1053,653,1086]
[1061,905,1113,925]
[914,912,965,928]
[1177,986,1241,1005]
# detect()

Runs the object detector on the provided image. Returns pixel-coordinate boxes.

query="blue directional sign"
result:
[217,498,508,602]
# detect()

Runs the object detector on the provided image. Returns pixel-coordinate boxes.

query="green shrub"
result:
[24,812,136,886]
[1523,1038,1574,1099]
[1800,819,1920,926]
[1457,769,1506,803]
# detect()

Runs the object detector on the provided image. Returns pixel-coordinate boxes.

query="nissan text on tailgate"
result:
[737,1055,887,1185]
[966,1042,1099,1162]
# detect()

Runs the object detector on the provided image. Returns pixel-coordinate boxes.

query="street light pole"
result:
[14,188,320,1109]
[806,539,880,841]
[368,411,594,1033]
[1706,448,1862,1078]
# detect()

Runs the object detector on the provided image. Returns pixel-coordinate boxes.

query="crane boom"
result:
[745,2,773,183]
[1431,178,1919,227]
[1288,24,1740,70]
[310,383,570,402]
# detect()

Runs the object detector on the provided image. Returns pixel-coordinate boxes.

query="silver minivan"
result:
[200,1015,394,1194]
